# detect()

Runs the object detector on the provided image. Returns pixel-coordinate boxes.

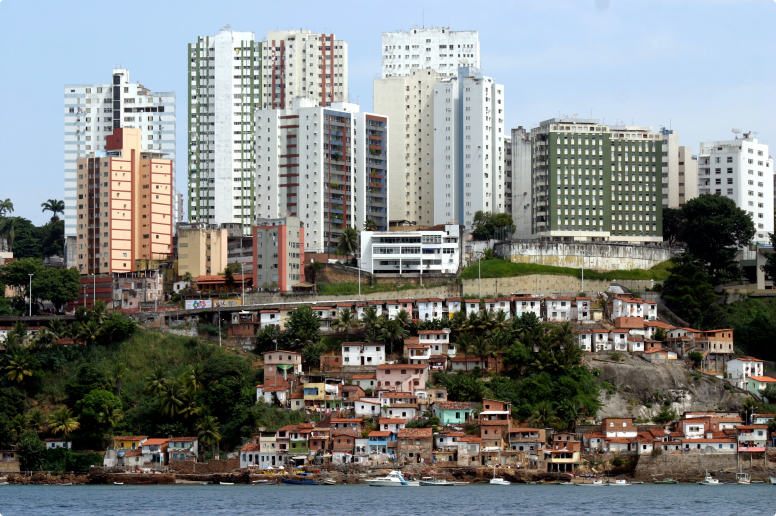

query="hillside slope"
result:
[589,354,747,419]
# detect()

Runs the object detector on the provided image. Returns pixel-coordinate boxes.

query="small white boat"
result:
[219,482,235,485]
[113,482,123,485]
[608,479,632,486]
[320,478,336,485]
[699,471,721,486]
[489,477,511,485]
[736,472,751,485]
[252,479,276,485]
[577,479,605,486]
[558,481,575,485]
[770,476,776,485]
[366,471,419,487]
[453,481,469,486]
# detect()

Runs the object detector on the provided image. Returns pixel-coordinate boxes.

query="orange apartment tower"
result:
[75,128,173,274]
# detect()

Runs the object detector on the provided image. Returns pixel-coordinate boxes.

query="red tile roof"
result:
[241,443,262,451]
[748,376,776,382]
[435,401,475,410]
[351,374,376,379]
[368,431,392,437]
[142,438,170,446]
[379,418,406,424]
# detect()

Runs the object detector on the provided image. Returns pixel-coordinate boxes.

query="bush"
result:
[645,403,653,408]
[611,457,624,467]
[609,351,624,362]
[651,448,663,457]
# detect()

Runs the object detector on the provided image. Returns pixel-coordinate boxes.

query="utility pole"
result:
[218,309,222,347]
[478,252,482,298]
[154,270,158,313]
[28,274,33,316]
[240,262,245,305]
[93,273,96,307]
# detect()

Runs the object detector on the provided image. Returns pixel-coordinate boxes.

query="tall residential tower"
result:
[381,27,479,78]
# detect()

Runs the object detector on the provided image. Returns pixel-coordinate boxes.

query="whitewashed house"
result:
[465,299,481,317]
[341,342,386,368]
[418,298,444,320]
[545,298,573,322]
[355,398,382,417]
[484,298,511,318]
[609,330,629,351]
[577,332,592,352]
[513,296,542,319]
[418,329,455,357]
[726,356,764,390]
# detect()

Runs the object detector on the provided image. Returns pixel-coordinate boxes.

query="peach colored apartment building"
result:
[75,128,172,274]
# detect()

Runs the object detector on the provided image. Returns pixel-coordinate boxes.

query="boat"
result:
[453,481,469,486]
[0,482,9,485]
[419,478,456,486]
[632,481,644,485]
[489,464,510,485]
[699,471,721,486]
[113,482,123,485]
[540,480,557,484]
[366,470,419,487]
[736,472,751,485]
[252,479,276,485]
[576,479,605,486]
[281,478,319,485]
[219,482,235,485]
[558,481,575,485]
[320,478,336,485]
[652,478,678,484]
[770,476,776,485]
[56,483,73,486]
[607,479,632,486]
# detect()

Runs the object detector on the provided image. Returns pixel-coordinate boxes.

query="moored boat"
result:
[736,472,751,485]
[252,479,276,485]
[770,476,776,485]
[366,471,418,487]
[652,478,678,484]
[419,478,456,486]
[113,482,124,485]
[576,479,604,486]
[219,482,235,485]
[699,471,721,486]
[607,479,632,486]
[281,478,319,485]
[320,478,336,485]
[56,482,73,486]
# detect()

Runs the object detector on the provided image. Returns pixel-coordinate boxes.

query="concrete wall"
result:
[634,452,768,481]
[245,283,460,305]
[316,263,455,287]
[461,276,655,297]
[495,242,672,271]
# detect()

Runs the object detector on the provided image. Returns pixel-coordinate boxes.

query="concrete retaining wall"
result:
[634,452,770,481]
[495,241,672,271]
[245,284,459,305]
[461,276,655,297]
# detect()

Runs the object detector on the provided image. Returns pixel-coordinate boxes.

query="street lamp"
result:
[240,262,245,305]
[28,274,33,316]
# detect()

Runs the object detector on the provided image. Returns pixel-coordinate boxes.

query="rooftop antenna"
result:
[423,10,425,28]
[732,128,741,140]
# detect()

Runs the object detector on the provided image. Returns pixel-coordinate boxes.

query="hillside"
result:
[459,259,672,281]
[589,353,748,420]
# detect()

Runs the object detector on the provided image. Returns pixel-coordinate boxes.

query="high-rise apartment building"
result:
[65,68,175,237]
[177,223,228,278]
[510,127,533,239]
[252,216,305,291]
[433,68,505,228]
[374,69,443,226]
[188,30,262,231]
[75,128,173,275]
[529,118,663,243]
[254,99,388,253]
[504,136,512,218]
[698,135,773,243]
[188,29,349,233]
[381,27,479,78]
[262,30,348,109]
[660,129,698,208]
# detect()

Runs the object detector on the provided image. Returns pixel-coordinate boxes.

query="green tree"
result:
[196,415,222,458]
[332,308,360,339]
[41,199,65,223]
[653,328,667,342]
[10,413,30,441]
[48,407,80,443]
[75,390,122,444]
[337,227,359,258]
[687,351,704,369]
[284,305,321,344]
[380,318,409,356]
[145,366,169,396]
[652,405,678,424]
[106,362,128,397]
[528,400,563,429]
[224,265,236,290]
[17,432,45,470]
[679,194,755,284]
[27,409,46,435]
[662,254,718,327]
[361,305,382,335]
[760,233,776,282]
[363,219,378,232]
[662,207,685,246]
[158,381,186,418]
[5,354,35,384]
[0,198,13,218]
[100,312,137,344]
[79,321,102,346]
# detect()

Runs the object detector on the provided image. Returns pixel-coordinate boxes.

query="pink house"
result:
[376,364,428,394]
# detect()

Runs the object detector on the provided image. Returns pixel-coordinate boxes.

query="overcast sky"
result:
[1,0,774,225]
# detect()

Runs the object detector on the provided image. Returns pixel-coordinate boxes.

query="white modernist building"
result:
[726,356,764,390]
[698,135,774,243]
[510,127,533,238]
[381,27,479,78]
[64,68,176,237]
[433,67,505,228]
[254,98,389,253]
[359,224,462,275]
[660,128,698,209]
[342,342,386,368]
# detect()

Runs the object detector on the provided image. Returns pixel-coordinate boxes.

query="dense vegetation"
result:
[0,198,65,261]
[459,257,672,281]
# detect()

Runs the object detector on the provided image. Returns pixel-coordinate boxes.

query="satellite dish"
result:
[732,128,741,134]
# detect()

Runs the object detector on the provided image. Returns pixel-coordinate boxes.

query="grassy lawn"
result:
[315,281,449,296]
[458,259,672,281]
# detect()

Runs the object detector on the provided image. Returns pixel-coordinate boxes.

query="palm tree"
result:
[10,413,30,440]
[92,300,108,326]
[196,415,222,459]
[492,310,509,332]
[48,407,80,443]
[527,400,562,430]
[79,321,102,346]
[179,390,201,419]
[158,381,186,418]
[28,409,46,434]
[107,361,128,397]
[41,199,65,222]
[469,336,493,376]
[97,403,123,441]
[450,310,468,332]
[145,366,169,396]
[380,318,410,357]
[5,354,34,383]
[0,216,16,253]
[331,308,360,339]
[12,321,28,345]
[455,332,474,372]
[363,219,378,232]
[182,364,205,392]
[337,226,359,260]
[394,309,412,329]
[47,319,66,341]
[0,198,13,217]
[361,305,382,334]
[64,322,82,342]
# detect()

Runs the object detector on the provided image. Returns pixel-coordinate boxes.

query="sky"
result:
[0,0,774,226]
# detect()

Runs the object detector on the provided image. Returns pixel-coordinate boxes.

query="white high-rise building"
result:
[381,27,479,78]
[262,30,348,109]
[64,69,175,237]
[698,135,774,243]
[254,99,389,253]
[188,29,349,234]
[660,129,698,208]
[510,127,533,239]
[433,67,505,228]
[374,69,443,226]
[188,30,261,232]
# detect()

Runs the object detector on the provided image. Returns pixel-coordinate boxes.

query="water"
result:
[0,484,774,516]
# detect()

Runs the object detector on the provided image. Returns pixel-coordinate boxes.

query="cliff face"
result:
[588,354,747,420]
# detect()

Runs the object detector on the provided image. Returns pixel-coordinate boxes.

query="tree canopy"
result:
[471,211,514,241]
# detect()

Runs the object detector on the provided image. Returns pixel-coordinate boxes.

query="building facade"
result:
[65,68,175,237]
[529,117,663,243]
[252,216,304,291]
[698,135,773,243]
[380,27,479,78]
[510,127,533,239]
[660,129,698,208]
[177,223,228,278]
[433,67,505,228]
[254,99,388,253]
[359,224,462,275]
[75,128,173,274]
